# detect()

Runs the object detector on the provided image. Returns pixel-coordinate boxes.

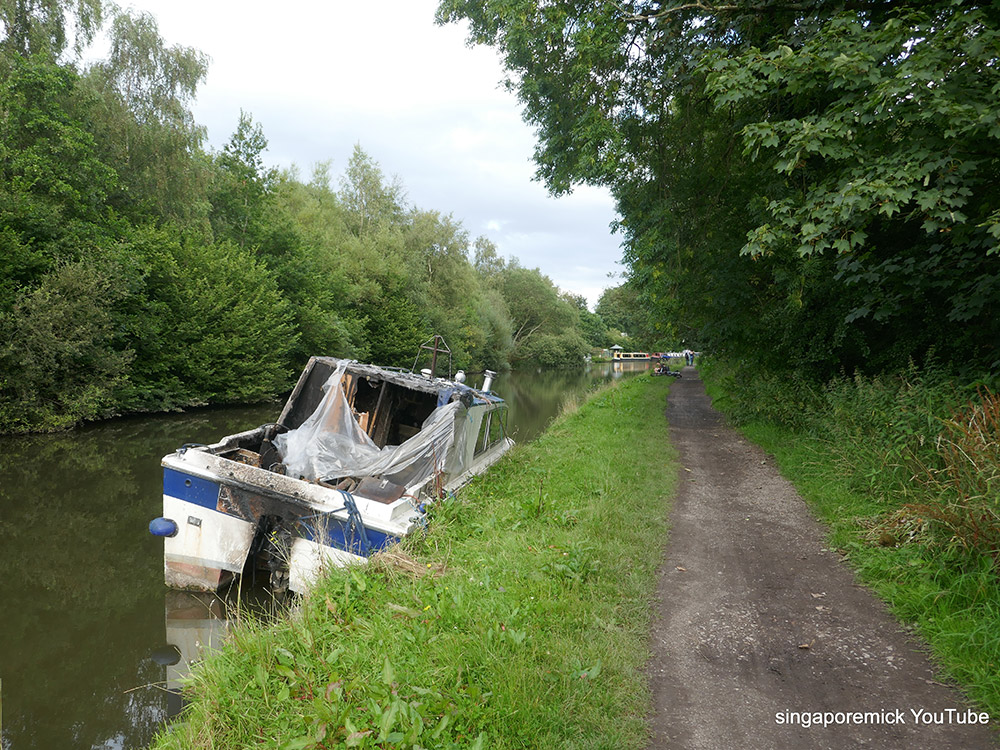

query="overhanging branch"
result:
[611,0,909,22]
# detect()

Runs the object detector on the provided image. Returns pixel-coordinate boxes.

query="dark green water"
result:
[0,361,646,749]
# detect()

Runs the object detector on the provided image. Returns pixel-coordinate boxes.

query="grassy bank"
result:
[153,374,676,749]
[700,359,1000,715]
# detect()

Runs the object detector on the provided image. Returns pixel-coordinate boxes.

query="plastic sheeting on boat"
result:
[274,360,471,488]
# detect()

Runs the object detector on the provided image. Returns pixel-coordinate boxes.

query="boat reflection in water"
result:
[156,582,292,721]
[611,359,652,377]
[155,591,230,719]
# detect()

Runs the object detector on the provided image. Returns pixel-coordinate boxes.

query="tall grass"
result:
[152,374,676,749]
[701,358,992,517]
[908,390,1000,564]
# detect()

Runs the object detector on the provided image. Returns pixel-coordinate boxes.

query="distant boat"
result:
[150,355,513,594]
[612,350,652,361]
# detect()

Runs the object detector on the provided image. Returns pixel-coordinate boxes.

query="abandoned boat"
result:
[149,355,513,594]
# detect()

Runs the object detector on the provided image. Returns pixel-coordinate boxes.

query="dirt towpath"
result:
[647,368,996,749]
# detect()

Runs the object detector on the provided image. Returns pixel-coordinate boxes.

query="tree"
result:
[0,260,132,431]
[402,209,475,352]
[0,52,119,322]
[116,226,296,407]
[597,285,646,342]
[469,286,514,367]
[0,0,103,59]
[338,144,406,236]
[91,9,206,127]
[496,263,580,360]
[473,235,506,282]
[85,8,209,223]
[0,55,117,227]
[707,8,1000,371]
[438,0,1000,376]
[352,270,427,366]
[209,110,276,248]
[269,173,365,366]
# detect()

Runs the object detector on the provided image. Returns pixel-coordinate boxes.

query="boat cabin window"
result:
[475,407,507,455]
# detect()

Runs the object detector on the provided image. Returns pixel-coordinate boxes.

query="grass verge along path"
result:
[153,374,675,750]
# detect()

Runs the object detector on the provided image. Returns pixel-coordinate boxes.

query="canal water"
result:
[0,361,648,749]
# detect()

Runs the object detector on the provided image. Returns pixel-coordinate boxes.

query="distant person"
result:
[683,348,693,366]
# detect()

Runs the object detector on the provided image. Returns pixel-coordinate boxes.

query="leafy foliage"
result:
[0,0,103,58]
[86,7,209,222]
[0,12,607,432]
[0,54,117,229]
[115,226,297,408]
[0,260,132,430]
[439,0,1000,379]
[210,110,275,249]
[707,8,1000,368]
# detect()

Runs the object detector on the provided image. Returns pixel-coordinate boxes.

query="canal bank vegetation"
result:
[440,0,1000,385]
[152,374,674,750]
[700,358,1000,715]
[0,3,641,436]
[441,1,1000,715]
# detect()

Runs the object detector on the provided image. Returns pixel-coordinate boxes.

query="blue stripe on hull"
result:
[164,466,401,559]
[163,468,220,510]
[296,515,400,558]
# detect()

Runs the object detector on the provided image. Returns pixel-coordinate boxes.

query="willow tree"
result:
[86,9,209,223]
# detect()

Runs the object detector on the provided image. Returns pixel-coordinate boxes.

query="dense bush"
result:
[515,330,591,369]
[0,260,133,431]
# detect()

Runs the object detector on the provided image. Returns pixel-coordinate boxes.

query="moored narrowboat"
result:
[611,350,652,361]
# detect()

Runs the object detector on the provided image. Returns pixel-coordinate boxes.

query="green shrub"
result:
[0,261,133,431]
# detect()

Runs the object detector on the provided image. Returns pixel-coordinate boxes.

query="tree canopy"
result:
[438,0,1000,378]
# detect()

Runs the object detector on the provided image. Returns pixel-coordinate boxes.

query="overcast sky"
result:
[110,0,625,308]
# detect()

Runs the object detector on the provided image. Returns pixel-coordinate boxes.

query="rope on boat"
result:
[297,490,372,556]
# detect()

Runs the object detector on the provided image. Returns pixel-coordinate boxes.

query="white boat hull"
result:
[162,492,255,591]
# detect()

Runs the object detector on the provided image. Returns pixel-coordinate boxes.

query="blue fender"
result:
[149,517,179,538]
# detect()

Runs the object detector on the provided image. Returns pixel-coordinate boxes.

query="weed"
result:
[910,389,1000,564]
[542,543,600,585]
